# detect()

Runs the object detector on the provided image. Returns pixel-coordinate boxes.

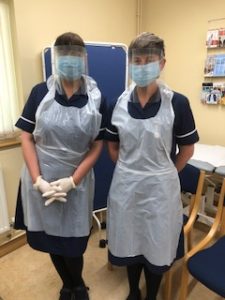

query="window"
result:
[0,0,20,140]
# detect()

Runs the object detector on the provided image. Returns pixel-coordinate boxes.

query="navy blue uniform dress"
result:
[15,81,106,257]
[105,87,199,274]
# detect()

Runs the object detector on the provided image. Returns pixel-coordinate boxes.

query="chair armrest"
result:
[184,170,205,235]
[185,177,225,261]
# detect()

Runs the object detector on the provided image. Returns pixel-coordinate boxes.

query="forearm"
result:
[175,144,195,172]
[72,140,103,185]
[21,132,40,183]
[107,141,119,163]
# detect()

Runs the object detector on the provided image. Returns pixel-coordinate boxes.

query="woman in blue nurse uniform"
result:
[105,32,199,300]
[14,32,106,300]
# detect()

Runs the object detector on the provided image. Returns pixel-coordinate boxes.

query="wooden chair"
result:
[178,176,225,300]
[164,164,206,300]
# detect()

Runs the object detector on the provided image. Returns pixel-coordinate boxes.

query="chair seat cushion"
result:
[188,236,225,297]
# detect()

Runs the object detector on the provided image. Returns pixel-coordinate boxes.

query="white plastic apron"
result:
[107,83,183,266]
[21,75,102,237]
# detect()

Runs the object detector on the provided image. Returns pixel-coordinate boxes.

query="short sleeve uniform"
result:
[105,87,199,158]
[105,87,199,273]
[16,82,106,139]
[14,81,106,257]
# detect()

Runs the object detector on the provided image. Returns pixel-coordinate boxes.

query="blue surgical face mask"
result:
[130,61,160,87]
[56,55,85,81]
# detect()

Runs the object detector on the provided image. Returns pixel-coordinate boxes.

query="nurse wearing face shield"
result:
[14,32,106,300]
[105,32,199,300]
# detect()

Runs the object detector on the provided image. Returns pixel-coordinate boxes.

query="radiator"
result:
[0,167,10,233]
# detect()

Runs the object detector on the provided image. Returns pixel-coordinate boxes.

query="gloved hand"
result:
[44,195,67,207]
[49,176,76,193]
[33,176,56,196]
[33,176,67,206]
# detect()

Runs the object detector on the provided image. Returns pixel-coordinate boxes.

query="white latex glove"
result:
[33,176,56,196]
[33,176,67,205]
[44,195,67,207]
[49,176,76,193]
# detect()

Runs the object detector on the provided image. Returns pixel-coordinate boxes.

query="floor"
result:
[0,222,223,300]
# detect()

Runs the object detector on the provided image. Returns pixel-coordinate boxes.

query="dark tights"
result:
[50,253,84,289]
[127,264,163,300]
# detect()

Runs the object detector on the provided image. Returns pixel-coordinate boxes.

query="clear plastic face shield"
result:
[129,48,164,88]
[53,45,87,82]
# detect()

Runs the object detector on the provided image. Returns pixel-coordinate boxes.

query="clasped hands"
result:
[33,176,76,206]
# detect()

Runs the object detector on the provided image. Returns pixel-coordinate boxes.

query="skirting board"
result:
[0,232,27,258]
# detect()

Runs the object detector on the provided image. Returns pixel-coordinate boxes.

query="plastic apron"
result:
[107,82,183,266]
[21,75,102,237]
